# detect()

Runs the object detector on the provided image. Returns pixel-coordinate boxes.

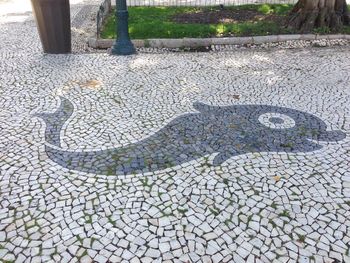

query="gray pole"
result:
[111,0,136,55]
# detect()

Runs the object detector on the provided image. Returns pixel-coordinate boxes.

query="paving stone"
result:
[145,248,161,258]
[0,3,350,261]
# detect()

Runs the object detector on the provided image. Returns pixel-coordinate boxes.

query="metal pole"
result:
[111,0,136,55]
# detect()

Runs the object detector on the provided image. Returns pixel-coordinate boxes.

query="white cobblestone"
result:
[0,0,350,261]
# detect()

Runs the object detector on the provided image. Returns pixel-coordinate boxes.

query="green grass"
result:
[101,4,350,39]
[101,4,293,39]
[257,4,292,15]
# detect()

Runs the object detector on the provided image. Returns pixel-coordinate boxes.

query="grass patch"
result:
[297,234,306,243]
[101,4,293,39]
[101,4,350,39]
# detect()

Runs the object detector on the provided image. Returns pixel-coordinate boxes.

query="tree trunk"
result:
[287,0,350,32]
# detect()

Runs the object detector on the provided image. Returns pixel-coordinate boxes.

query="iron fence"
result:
[126,0,298,7]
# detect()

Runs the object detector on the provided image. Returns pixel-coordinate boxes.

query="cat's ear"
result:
[193,102,212,113]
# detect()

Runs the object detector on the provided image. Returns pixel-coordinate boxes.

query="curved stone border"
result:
[88,34,350,49]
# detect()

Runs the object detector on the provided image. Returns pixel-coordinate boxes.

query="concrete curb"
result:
[88,34,350,49]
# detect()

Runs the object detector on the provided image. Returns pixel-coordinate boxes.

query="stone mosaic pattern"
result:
[38,97,345,175]
[1,2,350,263]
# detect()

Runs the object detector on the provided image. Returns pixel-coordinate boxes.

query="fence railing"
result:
[126,0,298,6]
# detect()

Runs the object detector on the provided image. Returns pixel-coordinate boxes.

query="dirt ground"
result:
[172,7,285,24]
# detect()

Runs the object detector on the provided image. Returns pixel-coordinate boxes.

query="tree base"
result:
[287,0,350,33]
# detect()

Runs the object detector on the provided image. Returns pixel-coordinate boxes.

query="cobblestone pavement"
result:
[70,0,102,52]
[1,1,350,263]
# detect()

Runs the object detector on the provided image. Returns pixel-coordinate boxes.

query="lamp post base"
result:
[111,39,136,55]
